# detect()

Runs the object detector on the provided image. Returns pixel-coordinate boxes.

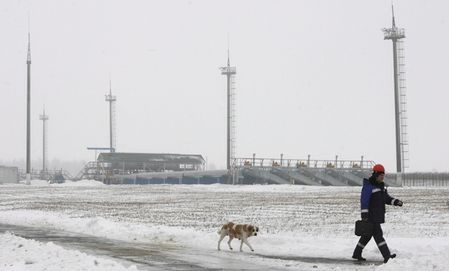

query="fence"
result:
[391,173,449,187]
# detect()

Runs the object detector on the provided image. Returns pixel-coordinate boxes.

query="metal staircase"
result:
[242,168,290,184]
[75,161,109,180]
[339,170,364,186]
[272,168,322,186]
[301,168,347,186]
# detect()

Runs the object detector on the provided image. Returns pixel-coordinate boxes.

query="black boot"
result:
[379,243,394,263]
[383,253,396,263]
[352,242,367,261]
[352,255,366,261]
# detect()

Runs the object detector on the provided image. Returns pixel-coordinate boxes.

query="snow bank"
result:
[0,210,203,246]
[58,179,105,186]
[20,179,50,186]
[0,232,139,271]
[15,179,104,186]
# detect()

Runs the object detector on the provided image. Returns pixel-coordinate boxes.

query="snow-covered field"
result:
[1,180,449,270]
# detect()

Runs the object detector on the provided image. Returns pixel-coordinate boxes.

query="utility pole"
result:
[383,4,409,173]
[39,108,49,177]
[105,80,117,153]
[220,51,236,170]
[26,32,31,184]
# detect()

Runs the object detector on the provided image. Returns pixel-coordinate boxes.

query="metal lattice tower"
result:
[26,32,31,184]
[105,80,116,153]
[220,51,237,170]
[383,5,409,173]
[39,108,49,174]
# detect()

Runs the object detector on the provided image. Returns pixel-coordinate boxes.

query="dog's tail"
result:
[217,226,224,235]
[217,225,227,235]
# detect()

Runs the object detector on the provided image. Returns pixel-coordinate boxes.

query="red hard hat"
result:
[373,164,385,173]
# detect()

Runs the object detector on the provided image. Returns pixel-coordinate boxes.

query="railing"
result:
[75,161,111,180]
[383,27,405,39]
[233,157,374,170]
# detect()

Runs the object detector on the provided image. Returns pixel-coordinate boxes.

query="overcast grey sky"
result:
[1,0,449,172]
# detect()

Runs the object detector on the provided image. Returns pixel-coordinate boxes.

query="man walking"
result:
[352,164,403,263]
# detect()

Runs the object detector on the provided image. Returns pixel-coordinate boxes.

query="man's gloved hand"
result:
[361,212,369,221]
[394,199,403,207]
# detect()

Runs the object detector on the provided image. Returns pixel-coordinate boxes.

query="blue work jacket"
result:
[360,178,398,224]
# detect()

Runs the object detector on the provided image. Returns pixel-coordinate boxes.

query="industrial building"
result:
[98,152,205,173]
[77,152,206,182]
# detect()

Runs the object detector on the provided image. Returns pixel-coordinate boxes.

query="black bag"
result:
[355,220,373,236]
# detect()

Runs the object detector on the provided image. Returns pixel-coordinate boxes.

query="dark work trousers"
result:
[353,223,391,259]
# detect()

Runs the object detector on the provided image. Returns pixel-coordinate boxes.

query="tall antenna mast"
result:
[105,80,117,153]
[39,108,49,178]
[220,46,237,170]
[26,31,32,184]
[382,4,409,173]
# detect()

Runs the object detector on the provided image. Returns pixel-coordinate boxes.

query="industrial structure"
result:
[85,154,402,187]
[39,108,49,179]
[97,152,205,173]
[25,33,31,185]
[105,81,117,153]
[383,5,409,173]
[76,152,206,183]
[220,51,236,170]
[234,157,395,186]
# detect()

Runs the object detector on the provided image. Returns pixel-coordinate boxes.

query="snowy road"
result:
[1,181,449,270]
[0,223,288,270]
[0,223,384,270]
